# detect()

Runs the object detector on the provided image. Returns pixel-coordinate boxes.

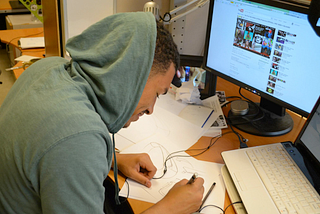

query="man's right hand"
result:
[142,177,204,214]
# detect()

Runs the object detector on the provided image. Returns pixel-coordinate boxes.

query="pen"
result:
[198,182,216,211]
[187,173,198,184]
[201,110,214,128]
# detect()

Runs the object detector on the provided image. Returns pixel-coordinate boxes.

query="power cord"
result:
[160,12,171,23]
[227,118,248,148]
[197,201,243,213]
[220,95,243,108]
[238,88,265,122]
[221,88,267,140]
[6,31,44,54]
[226,89,262,124]
[153,132,233,179]
[218,93,251,148]
[118,179,130,204]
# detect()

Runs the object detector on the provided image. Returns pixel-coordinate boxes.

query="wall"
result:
[43,0,171,57]
[116,0,170,16]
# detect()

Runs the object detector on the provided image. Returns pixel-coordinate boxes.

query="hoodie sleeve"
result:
[38,132,110,214]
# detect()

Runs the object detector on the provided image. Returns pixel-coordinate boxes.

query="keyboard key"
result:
[293,203,306,214]
[300,200,309,207]
[303,206,316,214]
[279,208,289,214]
[311,202,320,212]
[284,201,296,213]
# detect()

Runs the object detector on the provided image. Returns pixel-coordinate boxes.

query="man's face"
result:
[123,63,176,128]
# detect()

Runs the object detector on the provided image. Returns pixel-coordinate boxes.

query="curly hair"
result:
[150,21,180,77]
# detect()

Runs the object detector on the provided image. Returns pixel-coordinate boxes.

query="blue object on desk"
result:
[185,66,190,81]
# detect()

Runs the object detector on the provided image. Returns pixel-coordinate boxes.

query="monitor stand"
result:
[227,98,294,136]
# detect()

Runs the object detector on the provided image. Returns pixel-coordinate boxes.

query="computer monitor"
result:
[203,0,320,136]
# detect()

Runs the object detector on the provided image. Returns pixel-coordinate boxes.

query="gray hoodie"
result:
[0,12,156,213]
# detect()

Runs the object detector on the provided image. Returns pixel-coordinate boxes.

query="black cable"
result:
[154,132,235,179]
[224,201,243,212]
[224,95,242,100]
[6,31,44,53]
[225,88,266,129]
[227,118,248,148]
[200,204,224,213]
[154,135,221,179]
[159,12,171,23]
[118,179,130,204]
[220,96,242,108]
[221,94,262,123]
[123,179,130,203]
[217,93,250,148]
[199,201,243,213]
[238,87,265,122]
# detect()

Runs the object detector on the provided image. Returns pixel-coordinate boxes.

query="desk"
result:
[0,27,44,79]
[115,77,306,214]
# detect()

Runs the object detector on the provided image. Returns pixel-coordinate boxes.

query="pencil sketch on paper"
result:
[116,110,171,148]
[141,141,207,197]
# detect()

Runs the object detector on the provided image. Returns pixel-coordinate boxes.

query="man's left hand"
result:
[116,153,157,188]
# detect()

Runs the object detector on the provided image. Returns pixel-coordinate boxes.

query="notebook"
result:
[18,37,45,49]
[221,96,320,214]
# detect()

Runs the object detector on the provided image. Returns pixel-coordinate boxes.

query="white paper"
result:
[175,81,202,104]
[19,37,44,49]
[115,105,205,152]
[155,92,225,137]
[119,137,225,214]
[116,94,226,213]
[15,55,41,62]
[178,105,218,130]
[202,128,222,138]
[155,88,188,116]
[202,95,228,130]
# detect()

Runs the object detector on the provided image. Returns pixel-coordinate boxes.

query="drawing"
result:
[116,109,171,146]
[143,142,178,178]
[138,141,207,197]
[118,106,218,205]
[159,178,181,196]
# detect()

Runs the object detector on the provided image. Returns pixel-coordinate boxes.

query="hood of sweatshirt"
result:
[65,12,157,134]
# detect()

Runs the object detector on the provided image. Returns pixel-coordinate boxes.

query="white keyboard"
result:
[246,144,320,214]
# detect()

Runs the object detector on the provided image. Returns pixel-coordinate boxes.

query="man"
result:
[0,12,204,213]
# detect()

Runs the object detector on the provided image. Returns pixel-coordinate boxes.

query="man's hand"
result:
[142,177,205,214]
[115,153,157,188]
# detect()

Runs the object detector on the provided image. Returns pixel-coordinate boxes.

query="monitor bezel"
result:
[202,0,311,118]
[295,96,320,193]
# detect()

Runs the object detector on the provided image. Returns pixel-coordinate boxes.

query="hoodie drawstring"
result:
[112,133,121,205]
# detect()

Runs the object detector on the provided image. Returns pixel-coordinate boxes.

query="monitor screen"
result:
[203,0,320,136]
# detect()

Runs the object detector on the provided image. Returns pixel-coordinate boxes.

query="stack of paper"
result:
[18,37,44,49]
[156,90,227,138]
